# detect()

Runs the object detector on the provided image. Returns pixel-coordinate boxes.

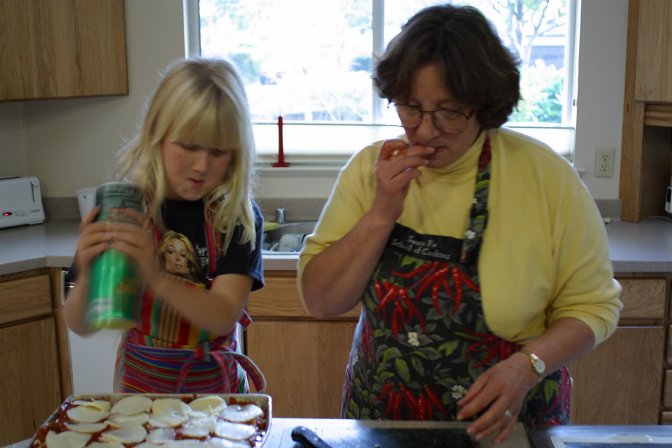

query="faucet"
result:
[275,208,287,224]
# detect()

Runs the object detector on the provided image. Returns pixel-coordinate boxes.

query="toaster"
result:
[0,176,46,228]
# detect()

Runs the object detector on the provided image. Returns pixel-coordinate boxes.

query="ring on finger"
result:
[504,409,513,419]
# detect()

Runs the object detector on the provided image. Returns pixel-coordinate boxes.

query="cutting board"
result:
[266,419,531,448]
[288,427,473,447]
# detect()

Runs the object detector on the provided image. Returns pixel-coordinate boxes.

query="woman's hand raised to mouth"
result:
[373,139,435,222]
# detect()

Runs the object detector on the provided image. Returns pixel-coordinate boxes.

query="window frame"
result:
[185,0,578,166]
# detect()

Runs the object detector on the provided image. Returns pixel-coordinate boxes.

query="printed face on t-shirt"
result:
[164,238,189,276]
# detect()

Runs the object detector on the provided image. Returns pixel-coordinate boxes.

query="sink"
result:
[262,220,317,253]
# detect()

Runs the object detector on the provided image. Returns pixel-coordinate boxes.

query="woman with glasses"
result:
[298,3,621,444]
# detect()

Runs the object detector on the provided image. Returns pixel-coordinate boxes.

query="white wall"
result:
[0,102,27,175]
[0,0,628,201]
[572,0,627,199]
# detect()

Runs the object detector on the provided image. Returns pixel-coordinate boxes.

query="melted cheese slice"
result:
[213,420,256,440]
[148,412,188,428]
[220,404,263,423]
[107,412,150,427]
[87,441,125,448]
[64,422,108,433]
[99,425,147,444]
[146,427,176,444]
[152,398,191,416]
[149,398,191,428]
[67,405,111,423]
[181,416,216,438]
[111,395,153,415]
[161,441,210,447]
[45,430,91,448]
[188,396,227,415]
[207,437,250,448]
[72,400,111,413]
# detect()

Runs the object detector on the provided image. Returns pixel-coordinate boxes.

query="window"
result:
[188,0,576,162]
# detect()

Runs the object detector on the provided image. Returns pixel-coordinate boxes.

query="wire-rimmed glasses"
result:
[390,103,474,134]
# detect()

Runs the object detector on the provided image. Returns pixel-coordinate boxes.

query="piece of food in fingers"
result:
[382,139,409,159]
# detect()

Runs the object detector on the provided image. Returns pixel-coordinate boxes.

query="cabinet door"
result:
[569,326,665,424]
[634,0,672,101]
[0,0,128,101]
[246,321,356,418]
[0,318,62,445]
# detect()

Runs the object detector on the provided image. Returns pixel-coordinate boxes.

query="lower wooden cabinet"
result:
[570,326,664,424]
[0,268,72,445]
[0,319,63,441]
[246,271,359,418]
[247,321,356,417]
[570,276,668,424]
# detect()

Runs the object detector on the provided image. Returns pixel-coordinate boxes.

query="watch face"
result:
[532,356,545,374]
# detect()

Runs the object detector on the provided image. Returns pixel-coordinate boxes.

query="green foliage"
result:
[510,60,563,123]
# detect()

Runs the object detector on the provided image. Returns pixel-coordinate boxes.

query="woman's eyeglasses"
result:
[391,103,474,134]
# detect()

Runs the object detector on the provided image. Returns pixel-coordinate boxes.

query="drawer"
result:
[249,273,360,320]
[617,278,666,320]
[0,274,52,325]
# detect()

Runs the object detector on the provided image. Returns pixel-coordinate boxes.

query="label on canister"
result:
[86,182,143,331]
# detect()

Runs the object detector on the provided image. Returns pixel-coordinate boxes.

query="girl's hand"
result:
[105,208,160,284]
[456,353,539,444]
[372,139,434,222]
[73,206,110,277]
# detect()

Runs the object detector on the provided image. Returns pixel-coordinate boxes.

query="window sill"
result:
[257,164,343,177]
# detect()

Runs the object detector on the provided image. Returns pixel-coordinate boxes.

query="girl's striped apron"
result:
[114,209,266,393]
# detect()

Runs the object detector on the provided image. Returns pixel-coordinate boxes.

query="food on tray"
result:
[31,394,269,448]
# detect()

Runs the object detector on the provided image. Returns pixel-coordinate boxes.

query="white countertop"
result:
[1,217,671,276]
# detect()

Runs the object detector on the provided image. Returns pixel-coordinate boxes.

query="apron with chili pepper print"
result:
[341,134,571,427]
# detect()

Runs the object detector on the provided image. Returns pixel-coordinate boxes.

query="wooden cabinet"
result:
[0,269,72,445]
[246,271,359,418]
[0,0,128,101]
[570,277,667,424]
[633,0,672,102]
[620,0,672,222]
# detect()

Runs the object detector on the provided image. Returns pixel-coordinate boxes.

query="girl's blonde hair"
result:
[116,58,258,252]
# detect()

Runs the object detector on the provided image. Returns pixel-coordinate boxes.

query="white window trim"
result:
[184,0,577,168]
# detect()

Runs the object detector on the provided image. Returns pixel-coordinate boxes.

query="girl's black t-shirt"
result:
[67,199,264,292]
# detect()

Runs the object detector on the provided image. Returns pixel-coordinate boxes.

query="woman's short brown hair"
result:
[374,4,521,129]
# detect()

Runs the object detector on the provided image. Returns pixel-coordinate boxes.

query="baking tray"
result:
[29,393,271,447]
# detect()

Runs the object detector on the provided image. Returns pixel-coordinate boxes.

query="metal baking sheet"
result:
[29,393,271,447]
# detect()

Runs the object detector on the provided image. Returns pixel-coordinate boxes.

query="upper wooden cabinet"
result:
[0,0,128,101]
[634,0,672,102]
[620,0,672,222]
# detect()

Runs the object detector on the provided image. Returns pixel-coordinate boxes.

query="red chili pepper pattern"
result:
[376,383,451,420]
[343,134,570,425]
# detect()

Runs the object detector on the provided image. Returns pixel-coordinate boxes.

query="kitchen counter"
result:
[4,419,529,448]
[1,217,671,276]
[7,420,672,447]
[0,219,298,275]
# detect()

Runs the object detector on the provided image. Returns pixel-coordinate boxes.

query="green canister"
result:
[85,182,143,331]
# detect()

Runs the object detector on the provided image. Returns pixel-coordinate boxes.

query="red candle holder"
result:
[272,115,290,167]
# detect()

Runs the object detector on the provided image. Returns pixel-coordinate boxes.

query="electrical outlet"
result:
[594,147,615,177]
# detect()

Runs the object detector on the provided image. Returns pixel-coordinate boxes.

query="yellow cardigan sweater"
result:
[298,128,622,346]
